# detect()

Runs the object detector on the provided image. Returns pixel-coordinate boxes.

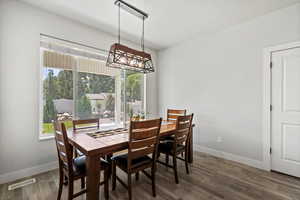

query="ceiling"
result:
[19,0,300,50]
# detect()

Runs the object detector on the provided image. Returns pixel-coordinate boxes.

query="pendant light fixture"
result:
[106,0,154,73]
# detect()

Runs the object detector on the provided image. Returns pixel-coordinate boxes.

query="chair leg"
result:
[80,177,85,189]
[112,161,116,191]
[185,151,189,174]
[68,178,74,200]
[107,154,113,179]
[63,175,68,185]
[165,154,169,168]
[74,149,78,158]
[135,172,139,181]
[57,170,63,200]
[128,173,132,200]
[173,155,179,184]
[151,168,156,197]
[104,169,109,200]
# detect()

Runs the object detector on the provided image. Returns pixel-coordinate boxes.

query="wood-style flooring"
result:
[1,152,300,200]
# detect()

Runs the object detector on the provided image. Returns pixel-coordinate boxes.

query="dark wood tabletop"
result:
[67,121,194,200]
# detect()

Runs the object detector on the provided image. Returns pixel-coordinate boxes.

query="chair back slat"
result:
[176,128,189,138]
[167,109,186,122]
[174,114,194,146]
[73,118,100,131]
[57,141,67,154]
[131,127,158,140]
[128,118,162,169]
[178,121,190,130]
[130,137,157,149]
[53,121,73,171]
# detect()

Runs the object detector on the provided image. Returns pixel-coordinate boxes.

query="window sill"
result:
[39,135,55,141]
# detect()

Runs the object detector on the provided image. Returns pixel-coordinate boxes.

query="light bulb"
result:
[138,61,143,68]
[120,57,127,64]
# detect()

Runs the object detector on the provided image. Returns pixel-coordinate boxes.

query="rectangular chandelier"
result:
[107,43,154,73]
[106,0,154,74]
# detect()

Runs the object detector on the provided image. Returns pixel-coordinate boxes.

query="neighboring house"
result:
[86,93,115,115]
[53,99,73,114]
[128,100,143,114]
[52,94,115,117]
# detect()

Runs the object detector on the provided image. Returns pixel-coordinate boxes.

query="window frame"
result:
[38,45,147,141]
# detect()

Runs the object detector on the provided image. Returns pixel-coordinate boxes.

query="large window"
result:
[40,37,145,138]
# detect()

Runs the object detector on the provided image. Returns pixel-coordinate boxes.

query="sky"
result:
[43,68,61,80]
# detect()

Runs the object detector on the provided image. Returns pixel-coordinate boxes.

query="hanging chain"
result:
[141,16,145,51]
[118,3,121,44]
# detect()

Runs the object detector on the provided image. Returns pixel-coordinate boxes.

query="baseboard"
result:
[0,161,58,185]
[194,145,264,170]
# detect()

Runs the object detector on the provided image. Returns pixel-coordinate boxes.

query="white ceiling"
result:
[19,0,300,50]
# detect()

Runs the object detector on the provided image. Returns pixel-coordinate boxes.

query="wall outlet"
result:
[217,136,223,143]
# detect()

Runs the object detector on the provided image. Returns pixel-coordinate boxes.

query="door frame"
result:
[262,41,300,171]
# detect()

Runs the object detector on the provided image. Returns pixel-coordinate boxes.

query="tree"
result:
[43,98,57,123]
[89,73,115,93]
[76,95,92,119]
[105,94,115,116]
[57,70,73,99]
[43,69,57,123]
[126,72,142,102]
[43,69,58,99]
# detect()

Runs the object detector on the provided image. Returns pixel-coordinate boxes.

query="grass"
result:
[42,121,73,134]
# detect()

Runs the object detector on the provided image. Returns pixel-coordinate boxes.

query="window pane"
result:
[125,71,144,121]
[74,63,123,129]
[42,67,73,134]
[75,72,115,117]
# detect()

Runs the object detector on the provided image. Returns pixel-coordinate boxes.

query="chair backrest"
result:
[128,118,162,169]
[73,118,100,131]
[174,114,194,147]
[167,109,186,122]
[53,121,74,173]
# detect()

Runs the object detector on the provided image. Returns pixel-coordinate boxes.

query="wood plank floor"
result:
[1,152,300,200]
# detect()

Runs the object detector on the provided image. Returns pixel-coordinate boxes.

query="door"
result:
[271,46,300,177]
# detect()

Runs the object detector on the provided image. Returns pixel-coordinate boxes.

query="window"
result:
[39,37,145,138]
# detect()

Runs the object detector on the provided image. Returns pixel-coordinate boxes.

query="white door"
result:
[271,46,300,177]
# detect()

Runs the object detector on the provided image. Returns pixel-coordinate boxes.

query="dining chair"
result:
[72,118,100,157]
[111,118,162,200]
[53,121,110,200]
[73,118,100,131]
[157,114,194,184]
[167,109,186,122]
[161,109,187,161]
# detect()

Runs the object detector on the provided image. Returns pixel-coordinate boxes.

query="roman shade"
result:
[43,50,120,77]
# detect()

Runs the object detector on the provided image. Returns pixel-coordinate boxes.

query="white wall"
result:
[158,4,300,163]
[0,0,158,180]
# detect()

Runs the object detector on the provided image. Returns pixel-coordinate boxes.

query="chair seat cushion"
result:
[158,142,185,155]
[111,154,152,170]
[160,135,174,142]
[73,155,109,175]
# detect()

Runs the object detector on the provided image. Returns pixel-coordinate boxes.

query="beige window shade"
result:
[43,51,75,70]
[78,57,120,76]
[43,51,120,77]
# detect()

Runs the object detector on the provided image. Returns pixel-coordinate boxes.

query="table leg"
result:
[86,155,100,200]
[188,127,193,163]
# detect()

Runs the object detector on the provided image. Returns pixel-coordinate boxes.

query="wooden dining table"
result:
[67,121,194,200]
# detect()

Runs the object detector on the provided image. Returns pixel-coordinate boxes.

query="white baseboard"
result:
[194,145,264,170]
[0,161,58,185]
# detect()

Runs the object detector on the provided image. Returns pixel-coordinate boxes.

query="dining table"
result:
[67,120,195,200]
